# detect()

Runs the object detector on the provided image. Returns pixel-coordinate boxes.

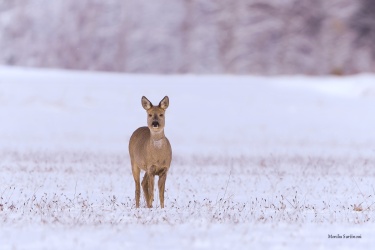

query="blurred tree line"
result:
[0,0,374,75]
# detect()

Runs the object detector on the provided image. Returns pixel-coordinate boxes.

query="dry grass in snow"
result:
[1,150,374,228]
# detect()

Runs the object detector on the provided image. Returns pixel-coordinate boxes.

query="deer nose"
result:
[152,121,159,128]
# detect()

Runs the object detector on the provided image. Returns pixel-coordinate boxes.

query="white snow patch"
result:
[0,67,375,249]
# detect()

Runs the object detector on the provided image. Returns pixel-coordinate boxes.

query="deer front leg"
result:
[131,164,141,208]
[135,180,141,208]
[158,171,167,208]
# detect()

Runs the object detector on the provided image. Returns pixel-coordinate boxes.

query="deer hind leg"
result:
[145,165,156,208]
[131,164,141,208]
[141,172,150,208]
[158,171,168,208]
[148,174,155,208]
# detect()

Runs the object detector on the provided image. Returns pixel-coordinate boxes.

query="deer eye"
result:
[148,114,152,117]
[159,114,164,117]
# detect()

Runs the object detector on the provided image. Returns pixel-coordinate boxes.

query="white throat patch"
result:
[153,139,163,148]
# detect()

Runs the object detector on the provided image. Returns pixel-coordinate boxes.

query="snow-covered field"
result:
[0,67,375,249]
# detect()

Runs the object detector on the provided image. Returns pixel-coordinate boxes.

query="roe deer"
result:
[129,96,172,208]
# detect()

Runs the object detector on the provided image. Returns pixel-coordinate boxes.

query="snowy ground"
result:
[0,67,375,249]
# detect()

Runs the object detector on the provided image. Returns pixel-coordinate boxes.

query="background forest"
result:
[1,0,375,75]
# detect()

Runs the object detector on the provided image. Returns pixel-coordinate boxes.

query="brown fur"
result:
[129,96,172,208]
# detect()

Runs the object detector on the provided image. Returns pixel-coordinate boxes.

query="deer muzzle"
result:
[152,121,159,128]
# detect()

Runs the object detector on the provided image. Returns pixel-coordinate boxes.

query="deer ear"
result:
[141,96,153,110]
[159,96,169,110]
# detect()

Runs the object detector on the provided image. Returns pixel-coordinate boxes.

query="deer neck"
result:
[150,129,165,145]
